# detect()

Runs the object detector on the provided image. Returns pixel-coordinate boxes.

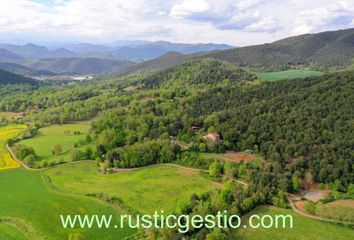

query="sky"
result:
[0,0,353,46]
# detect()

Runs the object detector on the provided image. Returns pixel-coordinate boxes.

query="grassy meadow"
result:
[44,161,217,214]
[0,124,26,170]
[18,123,93,164]
[199,151,263,164]
[0,223,27,240]
[256,70,323,81]
[0,168,136,240]
[233,206,354,240]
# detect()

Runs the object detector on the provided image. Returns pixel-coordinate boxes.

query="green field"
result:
[45,162,217,214]
[256,70,323,81]
[0,168,136,240]
[18,123,93,164]
[0,223,27,240]
[233,206,354,240]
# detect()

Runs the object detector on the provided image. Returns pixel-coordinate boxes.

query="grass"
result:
[199,151,263,164]
[233,205,354,240]
[0,168,136,240]
[315,200,354,223]
[18,123,93,164]
[0,223,27,240]
[44,162,217,214]
[0,124,26,170]
[256,70,323,81]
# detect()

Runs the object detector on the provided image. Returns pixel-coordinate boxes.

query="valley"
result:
[0,27,353,240]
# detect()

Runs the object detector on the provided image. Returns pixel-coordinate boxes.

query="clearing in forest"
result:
[256,70,323,81]
[45,162,217,214]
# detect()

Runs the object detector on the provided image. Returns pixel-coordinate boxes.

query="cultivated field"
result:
[0,168,136,240]
[45,162,217,214]
[0,124,26,170]
[233,206,354,240]
[18,123,93,164]
[256,70,323,81]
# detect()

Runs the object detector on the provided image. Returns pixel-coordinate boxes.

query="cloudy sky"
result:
[0,0,353,46]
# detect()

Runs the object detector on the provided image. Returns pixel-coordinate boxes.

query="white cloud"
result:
[245,16,278,32]
[0,0,353,46]
[170,0,210,19]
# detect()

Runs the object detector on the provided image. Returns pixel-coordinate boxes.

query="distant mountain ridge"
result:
[203,28,354,67]
[0,62,55,76]
[27,57,134,74]
[0,43,76,59]
[0,49,24,63]
[0,69,37,85]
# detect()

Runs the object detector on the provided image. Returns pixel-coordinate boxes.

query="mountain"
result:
[141,58,256,89]
[146,41,233,53]
[116,51,213,75]
[0,43,76,59]
[203,28,354,67]
[111,41,234,61]
[0,49,24,63]
[0,69,37,85]
[0,62,55,76]
[27,57,134,74]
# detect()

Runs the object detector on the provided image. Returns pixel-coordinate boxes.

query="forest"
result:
[1,57,353,239]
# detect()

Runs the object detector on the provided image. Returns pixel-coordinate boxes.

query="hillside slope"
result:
[0,49,24,63]
[28,57,134,74]
[204,28,354,67]
[141,58,256,88]
[0,69,37,85]
[0,62,55,76]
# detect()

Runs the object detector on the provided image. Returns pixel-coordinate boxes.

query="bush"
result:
[70,149,83,162]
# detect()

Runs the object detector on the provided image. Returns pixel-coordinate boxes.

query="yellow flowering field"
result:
[0,125,26,170]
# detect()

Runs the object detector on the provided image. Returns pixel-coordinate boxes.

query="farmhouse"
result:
[204,132,220,142]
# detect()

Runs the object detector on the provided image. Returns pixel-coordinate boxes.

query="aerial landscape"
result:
[0,0,353,239]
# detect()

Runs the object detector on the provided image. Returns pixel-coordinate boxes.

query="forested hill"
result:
[141,58,256,88]
[28,57,134,74]
[203,28,354,68]
[184,71,354,185]
[0,69,37,85]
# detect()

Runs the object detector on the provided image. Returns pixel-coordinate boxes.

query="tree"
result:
[292,176,302,192]
[209,162,223,177]
[70,149,83,162]
[23,154,36,168]
[303,172,314,191]
[53,144,63,155]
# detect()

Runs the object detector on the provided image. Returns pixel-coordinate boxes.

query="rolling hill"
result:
[28,57,134,74]
[110,41,233,61]
[0,62,55,76]
[0,43,75,59]
[0,49,24,63]
[204,28,354,67]
[141,58,256,88]
[0,69,37,85]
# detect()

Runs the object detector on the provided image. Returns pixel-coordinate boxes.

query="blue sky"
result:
[0,0,353,46]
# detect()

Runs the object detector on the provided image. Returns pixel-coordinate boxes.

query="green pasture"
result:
[0,223,27,240]
[233,205,354,240]
[0,168,135,240]
[256,70,323,81]
[18,123,93,164]
[45,162,217,214]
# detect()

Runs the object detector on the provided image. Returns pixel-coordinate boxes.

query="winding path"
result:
[5,142,352,226]
[287,197,354,226]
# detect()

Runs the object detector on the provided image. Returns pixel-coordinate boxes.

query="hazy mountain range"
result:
[0,28,353,78]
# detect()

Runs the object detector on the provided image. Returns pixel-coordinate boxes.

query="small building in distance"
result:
[204,132,221,142]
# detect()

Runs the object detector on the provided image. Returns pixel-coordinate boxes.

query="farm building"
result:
[204,132,220,142]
